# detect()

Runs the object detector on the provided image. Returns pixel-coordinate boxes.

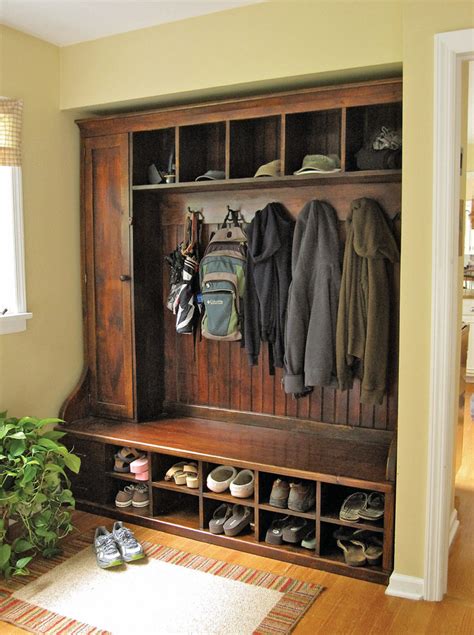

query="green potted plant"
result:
[0,412,81,579]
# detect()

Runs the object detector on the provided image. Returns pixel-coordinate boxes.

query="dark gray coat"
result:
[284,200,341,394]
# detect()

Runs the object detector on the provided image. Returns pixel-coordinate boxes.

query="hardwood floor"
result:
[1,412,473,634]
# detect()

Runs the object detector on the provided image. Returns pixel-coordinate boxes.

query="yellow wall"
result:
[0,26,82,418]
[59,1,403,110]
[2,1,474,582]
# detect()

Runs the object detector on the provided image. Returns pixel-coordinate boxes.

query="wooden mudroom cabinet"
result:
[60,78,402,585]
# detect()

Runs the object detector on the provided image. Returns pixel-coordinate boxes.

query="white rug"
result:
[0,531,323,634]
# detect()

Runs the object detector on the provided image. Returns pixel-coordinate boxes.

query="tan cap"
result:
[254,159,281,178]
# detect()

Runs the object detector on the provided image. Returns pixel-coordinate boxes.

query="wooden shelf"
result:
[132,170,401,193]
[203,490,255,507]
[320,513,384,533]
[259,503,316,520]
[152,479,200,496]
[106,471,145,483]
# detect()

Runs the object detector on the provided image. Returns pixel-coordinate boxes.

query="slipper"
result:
[130,456,148,474]
[186,472,199,489]
[358,493,385,521]
[351,530,384,566]
[282,517,308,544]
[336,538,367,567]
[301,529,316,550]
[265,516,292,545]
[223,505,252,537]
[165,462,188,481]
[209,504,233,534]
[339,492,367,522]
[114,447,144,473]
[173,470,187,485]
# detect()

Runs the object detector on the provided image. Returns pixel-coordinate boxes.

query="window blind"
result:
[0,98,23,167]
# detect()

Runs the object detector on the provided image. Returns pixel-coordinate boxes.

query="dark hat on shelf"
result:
[294,154,341,174]
[195,170,225,181]
[254,159,281,178]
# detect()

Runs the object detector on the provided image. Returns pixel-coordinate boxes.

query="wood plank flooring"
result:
[1,406,473,634]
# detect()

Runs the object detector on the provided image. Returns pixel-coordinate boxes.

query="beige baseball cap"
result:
[294,154,341,174]
[254,159,281,178]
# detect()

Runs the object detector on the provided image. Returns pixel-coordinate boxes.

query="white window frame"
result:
[0,166,32,334]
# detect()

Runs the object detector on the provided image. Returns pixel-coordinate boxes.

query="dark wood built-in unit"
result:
[61,78,402,584]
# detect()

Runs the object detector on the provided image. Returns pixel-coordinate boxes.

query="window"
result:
[0,98,31,334]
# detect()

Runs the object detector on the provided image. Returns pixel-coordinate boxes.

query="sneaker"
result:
[287,481,315,513]
[93,526,124,568]
[115,483,149,508]
[269,478,290,508]
[112,521,145,562]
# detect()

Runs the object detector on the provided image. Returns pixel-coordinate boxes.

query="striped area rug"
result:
[0,529,323,634]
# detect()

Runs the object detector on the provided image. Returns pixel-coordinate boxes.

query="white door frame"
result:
[426,29,474,602]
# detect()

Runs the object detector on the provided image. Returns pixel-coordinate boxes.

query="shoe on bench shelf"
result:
[115,483,150,508]
[223,505,253,537]
[230,469,254,498]
[287,481,315,513]
[269,478,290,508]
[209,503,233,534]
[265,516,292,545]
[207,465,238,493]
[114,447,144,473]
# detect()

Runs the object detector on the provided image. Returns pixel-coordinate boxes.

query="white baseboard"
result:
[385,573,424,600]
[449,508,460,548]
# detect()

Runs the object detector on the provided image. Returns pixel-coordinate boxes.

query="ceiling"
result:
[0,0,262,46]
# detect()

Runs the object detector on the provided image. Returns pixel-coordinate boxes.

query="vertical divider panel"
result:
[198,460,205,529]
[340,107,347,172]
[147,451,154,516]
[175,126,180,183]
[382,489,395,572]
[254,470,260,541]
[224,121,231,179]
[280,114,286,175]
[315,481,321,556]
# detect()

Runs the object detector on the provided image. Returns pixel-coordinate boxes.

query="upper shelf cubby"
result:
[345,102,402,172]
[229,116,281,179]
[178,122,226,183]
[285,109,341,176]
[133,128,175,186]
[123,79,402,190]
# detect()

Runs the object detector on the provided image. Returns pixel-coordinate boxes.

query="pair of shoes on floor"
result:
[209,503,253,536]
[339,492,385,522]
[114,447,147,479]
[165,461,199,489]
[115,483,149,508]
[207,466,254,498]
[94,522,145,568]
[333,527,383,567]
[269,478,315,513]
[265,516,315,548]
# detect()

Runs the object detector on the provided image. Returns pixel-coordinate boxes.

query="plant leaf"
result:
[9,439,26,457]
[9,431,26,440]
[15,556,33,569]
[37,438,61,451]
[0,543,12,568]
[0,424,14,439]
[63,453,81,474]
[13,538,33,553]
[20,464,37,486]
[40,430,66,441]
[38,418,64,426]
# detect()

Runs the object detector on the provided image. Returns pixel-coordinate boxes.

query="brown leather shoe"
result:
[287,481,315,512]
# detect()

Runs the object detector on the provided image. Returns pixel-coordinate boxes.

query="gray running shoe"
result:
[93,526,124,568]
[112,521,145,562]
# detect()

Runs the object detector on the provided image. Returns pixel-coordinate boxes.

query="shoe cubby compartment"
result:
[258,472,316,518]
[284,109,341,175]
[151,453,200,495]
[202,461,256,506]
[152,487,200,529]
[132,127,176,186]
[229,116,281,179]
[203,498,256,541]
[320,484,384,532]
[345,102,402,171]
[259,509,317,556]
[178,122,226,183]
[319,522,384,573]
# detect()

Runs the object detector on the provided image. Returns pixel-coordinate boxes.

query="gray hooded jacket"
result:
[284,200,341,394]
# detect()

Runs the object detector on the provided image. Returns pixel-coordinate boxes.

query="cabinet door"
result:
[83,134,135,419]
